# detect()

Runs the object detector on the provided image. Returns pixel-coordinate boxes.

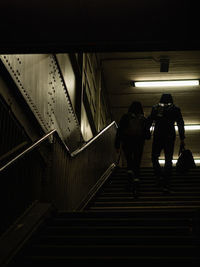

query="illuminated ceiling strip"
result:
[159,159,200,164]
[176,125,200,130]
[134,80,199,87]
[150,125,200,131]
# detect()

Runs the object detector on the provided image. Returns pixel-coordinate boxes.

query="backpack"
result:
[122,113,147,138]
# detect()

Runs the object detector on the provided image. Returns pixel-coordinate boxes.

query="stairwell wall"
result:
[0,53,115,226]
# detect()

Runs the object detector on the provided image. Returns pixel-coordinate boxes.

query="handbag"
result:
[176,145,196,173]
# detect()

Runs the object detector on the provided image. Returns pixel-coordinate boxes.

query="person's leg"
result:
[152,139,163,179]
[163,138,175,190]
[122,144,134,191]
[132,140,145,179]
[122,145,133,171]
[132,140,145,197]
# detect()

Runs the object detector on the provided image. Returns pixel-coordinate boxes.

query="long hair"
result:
[128,101,144,115]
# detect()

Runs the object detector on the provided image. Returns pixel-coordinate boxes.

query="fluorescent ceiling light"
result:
[176,125,200,130]
[134,80,199,87]
[150,125,200,131]
[159,159,200,164]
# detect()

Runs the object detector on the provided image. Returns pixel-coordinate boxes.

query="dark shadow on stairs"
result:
[5,167,200,266]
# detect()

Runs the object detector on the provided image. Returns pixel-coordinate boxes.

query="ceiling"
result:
[1,1,200,54]
[99,50,200,125]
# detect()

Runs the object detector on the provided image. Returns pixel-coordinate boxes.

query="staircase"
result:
[8,167,200,265]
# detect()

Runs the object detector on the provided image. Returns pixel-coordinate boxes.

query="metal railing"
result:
[0,121,118,173]
[71,121,117,157]
[0,129,56,172]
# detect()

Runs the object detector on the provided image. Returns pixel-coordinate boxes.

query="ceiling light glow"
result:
[159,159,200,164]
[134,80,199,87]
[150,125,200,131]
[176,125,200,130]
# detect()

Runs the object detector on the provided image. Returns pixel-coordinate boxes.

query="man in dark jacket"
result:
[147,93,185,192]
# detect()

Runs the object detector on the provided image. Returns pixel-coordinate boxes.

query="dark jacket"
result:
[115,112,150,149]
[147,102,185,140]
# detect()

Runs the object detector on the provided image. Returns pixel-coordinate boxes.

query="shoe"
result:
[134,178,140,190]
[134,177,140,183]
[132,177,140,197]
[127,169,134,183]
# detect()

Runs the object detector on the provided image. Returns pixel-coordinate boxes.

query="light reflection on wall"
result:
[81,104,93,141]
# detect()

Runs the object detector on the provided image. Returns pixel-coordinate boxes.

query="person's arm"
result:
[146,107,155,129]
[114,114,127,150]
[144,117,151,140]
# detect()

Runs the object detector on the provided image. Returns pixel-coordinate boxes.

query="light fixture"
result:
[175,125,200,131]
[159,159,200,165]
[150,124,200,131]
[133,80,199,87]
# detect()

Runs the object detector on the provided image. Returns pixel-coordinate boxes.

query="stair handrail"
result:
[0,141,28,162]
[0,121,118,172]
[0,129,57,172]
[71,121,118,157]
